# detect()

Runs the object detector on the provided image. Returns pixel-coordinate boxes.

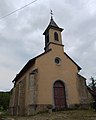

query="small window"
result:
[54,32,59,41]
[55,57,61,65]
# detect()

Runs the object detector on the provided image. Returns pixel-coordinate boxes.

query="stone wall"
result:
[9,77,26,115]
[77,74,92,105]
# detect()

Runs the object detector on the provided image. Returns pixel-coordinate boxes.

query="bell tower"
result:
[43,11,64,52]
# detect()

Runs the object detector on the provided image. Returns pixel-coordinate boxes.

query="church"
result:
[9,14,91,115]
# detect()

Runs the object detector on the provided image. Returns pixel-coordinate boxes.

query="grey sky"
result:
[0,0,96,91]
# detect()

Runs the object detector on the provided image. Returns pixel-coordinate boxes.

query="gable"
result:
[64,52,81,71]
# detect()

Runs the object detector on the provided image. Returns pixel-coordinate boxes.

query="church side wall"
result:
[9,88,16,115]
[9,63,39,115]
[76,75,92,108]
[10,76,27,115]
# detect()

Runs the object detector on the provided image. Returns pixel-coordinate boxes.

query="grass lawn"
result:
[1,110,96,120]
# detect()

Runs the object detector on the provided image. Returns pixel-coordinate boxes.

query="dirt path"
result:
[0,112,14,120]
[1,110,96,120]
[11,110,96,120]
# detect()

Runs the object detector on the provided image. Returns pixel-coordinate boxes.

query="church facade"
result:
[9,16,91,115]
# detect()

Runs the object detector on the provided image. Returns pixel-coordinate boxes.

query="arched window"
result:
[54,32,59,41]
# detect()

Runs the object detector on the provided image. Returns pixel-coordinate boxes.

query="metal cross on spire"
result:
[50,10,53,19]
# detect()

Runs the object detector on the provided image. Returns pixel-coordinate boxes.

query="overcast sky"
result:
[0,0,96,91]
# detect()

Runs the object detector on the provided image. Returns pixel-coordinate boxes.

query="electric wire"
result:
[0,0,38,20]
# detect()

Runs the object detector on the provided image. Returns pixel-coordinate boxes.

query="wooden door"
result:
[54,81,66,110]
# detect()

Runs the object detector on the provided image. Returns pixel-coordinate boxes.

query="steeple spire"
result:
[43,13,63,35]
[49,10,59,28]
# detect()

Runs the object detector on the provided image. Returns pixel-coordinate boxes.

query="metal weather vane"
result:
[50,10,53,19]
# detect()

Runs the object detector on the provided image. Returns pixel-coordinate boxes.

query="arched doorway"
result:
[53,81,67,110]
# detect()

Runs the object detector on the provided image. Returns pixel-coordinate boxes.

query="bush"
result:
[92,101,96,110]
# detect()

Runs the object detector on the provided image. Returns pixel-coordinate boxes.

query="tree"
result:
[88,77,96,110]
[0,92,10,110]
[88,77,96,90]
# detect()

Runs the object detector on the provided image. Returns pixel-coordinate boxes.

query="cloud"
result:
[0,0,96,90]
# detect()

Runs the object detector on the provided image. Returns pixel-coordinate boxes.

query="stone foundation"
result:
[26,104,52,115]
[9,103,91,116]
[68,103,91,110]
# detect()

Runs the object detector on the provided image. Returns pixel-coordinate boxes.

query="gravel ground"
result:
[1,110,96,120]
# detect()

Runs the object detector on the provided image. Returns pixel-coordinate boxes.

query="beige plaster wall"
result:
[35,44,80,106]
